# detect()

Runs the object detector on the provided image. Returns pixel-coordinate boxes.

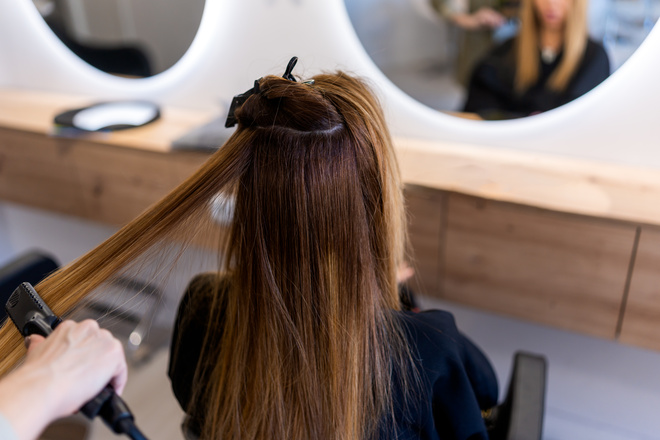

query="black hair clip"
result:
[283,56,298,82]
[225,78,260,128]
[225,56,300,128]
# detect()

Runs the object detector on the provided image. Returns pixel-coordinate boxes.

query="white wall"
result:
[0,0,659,168]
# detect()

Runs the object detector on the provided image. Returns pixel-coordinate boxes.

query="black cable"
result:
[98,393,150,440]
[117,418,148,440]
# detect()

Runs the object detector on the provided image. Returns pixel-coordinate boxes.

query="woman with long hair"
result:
[168,70,497,439]
[0,65,497,440]
[462,0,610,118]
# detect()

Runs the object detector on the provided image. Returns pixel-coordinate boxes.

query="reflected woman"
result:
[462,0,610,118]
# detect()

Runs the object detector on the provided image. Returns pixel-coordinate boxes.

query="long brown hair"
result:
[0,72,412,439]
[515,0,588,93]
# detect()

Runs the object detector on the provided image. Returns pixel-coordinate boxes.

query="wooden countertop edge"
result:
[0,87,214,153]
[395,137,660,226]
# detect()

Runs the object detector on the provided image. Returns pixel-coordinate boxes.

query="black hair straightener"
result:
[5,282,149,440]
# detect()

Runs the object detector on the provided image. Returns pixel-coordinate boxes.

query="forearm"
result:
[448,13,481,30]
[0,366,61,440]
[449,7,505,30]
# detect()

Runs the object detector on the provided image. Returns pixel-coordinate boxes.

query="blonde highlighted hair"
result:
[515,0,589,93]
[0,71,414,440]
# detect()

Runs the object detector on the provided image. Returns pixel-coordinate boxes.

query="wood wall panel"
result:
[404,185,445,297]
[0,129,87,216]
[0,128,207,225]
[619,227,660,350]
[442,194,636,338]
[68,141,206,225]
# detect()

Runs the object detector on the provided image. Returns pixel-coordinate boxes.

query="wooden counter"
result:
[1,87,660,350]
[3,87,660,227]
[397,137,660,227]
[0,88,211,224]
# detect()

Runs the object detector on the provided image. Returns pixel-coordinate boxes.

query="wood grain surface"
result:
[396,136,660,227]
[404,185,445,297]
[619,227,660,350]
[441,194,637,338]
[0,127,207,225]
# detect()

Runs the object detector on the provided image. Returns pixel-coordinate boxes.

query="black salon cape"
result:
[463,38,610,118]
[168,274,498,439]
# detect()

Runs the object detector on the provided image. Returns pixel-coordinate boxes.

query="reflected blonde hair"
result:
[0,72,412,440]
[515,0,588,93]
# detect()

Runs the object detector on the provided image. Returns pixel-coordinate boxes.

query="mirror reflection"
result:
[345,0,659,119]
[32,0,205,78]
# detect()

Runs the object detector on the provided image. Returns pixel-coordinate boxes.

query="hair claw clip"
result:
[225,56,301,128]
[283,56,298,82]
[225,78,261,128]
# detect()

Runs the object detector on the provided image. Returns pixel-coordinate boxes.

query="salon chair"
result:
[0,250,166,364]
[0,250,59,325]
[487,351,546,440]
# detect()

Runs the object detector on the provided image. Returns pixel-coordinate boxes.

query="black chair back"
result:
[0,251,59,325]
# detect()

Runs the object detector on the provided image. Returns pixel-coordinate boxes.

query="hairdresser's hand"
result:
[24,319,128,410]
[0,320,127,440]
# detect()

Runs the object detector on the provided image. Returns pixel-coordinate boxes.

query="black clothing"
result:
[168,274,498,440]
[386,311,498,439]
[463,38,610,119]
[399,283,419,311]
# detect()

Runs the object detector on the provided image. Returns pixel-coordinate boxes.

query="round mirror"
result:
[345,0,658,119]
[31,0,205,78]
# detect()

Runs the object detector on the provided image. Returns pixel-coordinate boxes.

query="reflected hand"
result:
[453,8,506,30]
[472,7,506,29]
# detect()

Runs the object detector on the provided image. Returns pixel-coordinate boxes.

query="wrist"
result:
[0,365,64,440]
